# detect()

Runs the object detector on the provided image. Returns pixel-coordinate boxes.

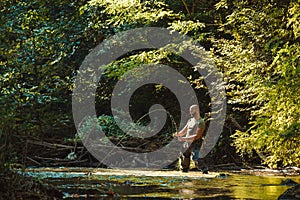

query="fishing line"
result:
[93,108,178,171]
[136,108,178,134]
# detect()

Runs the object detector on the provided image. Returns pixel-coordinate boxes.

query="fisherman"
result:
[176,105,206,173]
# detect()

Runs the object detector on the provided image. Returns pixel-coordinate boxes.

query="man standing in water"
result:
[176,105,206,173]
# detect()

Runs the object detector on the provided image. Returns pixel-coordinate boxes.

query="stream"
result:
[21,167,300,199]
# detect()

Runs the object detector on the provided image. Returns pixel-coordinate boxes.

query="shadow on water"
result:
[21,167,300,199]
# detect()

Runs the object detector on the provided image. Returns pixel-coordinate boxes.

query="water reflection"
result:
[21,168,300,200]
[178,181,195,197]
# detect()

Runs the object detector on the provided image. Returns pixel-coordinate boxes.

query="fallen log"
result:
[27,139,83,150]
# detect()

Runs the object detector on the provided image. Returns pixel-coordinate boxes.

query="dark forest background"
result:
[0,0,299,174]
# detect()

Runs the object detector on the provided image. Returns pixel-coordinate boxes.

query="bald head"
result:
[189,104,200,118]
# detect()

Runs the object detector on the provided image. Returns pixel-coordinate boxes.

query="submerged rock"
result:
[280,179,299,186]
[278,184,300,200]
[216,173,229,178]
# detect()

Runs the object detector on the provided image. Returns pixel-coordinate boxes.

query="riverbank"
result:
[20,165,300,177]
[0,167,62,200]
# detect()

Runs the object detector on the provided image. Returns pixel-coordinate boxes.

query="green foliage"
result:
[1,0,298,169]
[169,20,205,35]
[80,0,178,31]
[1,0,215,165]
[215,0,300,168]
[98,115,122,137]
[77,113,175,148]
[0,0,86,163]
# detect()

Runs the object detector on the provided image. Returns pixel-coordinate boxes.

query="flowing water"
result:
[21,167,300,199]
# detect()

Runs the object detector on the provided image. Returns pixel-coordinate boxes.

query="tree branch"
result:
[181,0,192,18]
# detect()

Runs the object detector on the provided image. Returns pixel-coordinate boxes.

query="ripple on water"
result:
[20,167,300,199]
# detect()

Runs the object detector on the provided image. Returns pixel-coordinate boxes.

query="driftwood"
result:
[26,156,41,166]
[34,156,74,162]
[213,163,238,167]
[46,159,89,166]
[33,156,89,166]
[27,139,83,150]
[25,138,90,167]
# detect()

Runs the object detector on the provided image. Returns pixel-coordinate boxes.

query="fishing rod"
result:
[93,108,179,171]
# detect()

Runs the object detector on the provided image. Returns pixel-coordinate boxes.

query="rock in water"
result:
[280,179,298,186]
[278,184,300,200]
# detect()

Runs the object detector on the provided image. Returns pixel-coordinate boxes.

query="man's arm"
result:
[194,127,205,140]
[178,127,205,142]
[176,124,188,137]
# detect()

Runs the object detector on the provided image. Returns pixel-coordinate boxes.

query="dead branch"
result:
[181,0,192,17]
[27,139,83,150]
[26,157,41,166]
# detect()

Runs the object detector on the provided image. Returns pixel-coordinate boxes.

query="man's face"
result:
[190,107,196,117]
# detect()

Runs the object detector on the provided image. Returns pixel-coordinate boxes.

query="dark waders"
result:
[181,139,204,172]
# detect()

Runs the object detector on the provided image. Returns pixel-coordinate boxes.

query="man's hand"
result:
[178,134,198,142]
[178,136,191,142]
